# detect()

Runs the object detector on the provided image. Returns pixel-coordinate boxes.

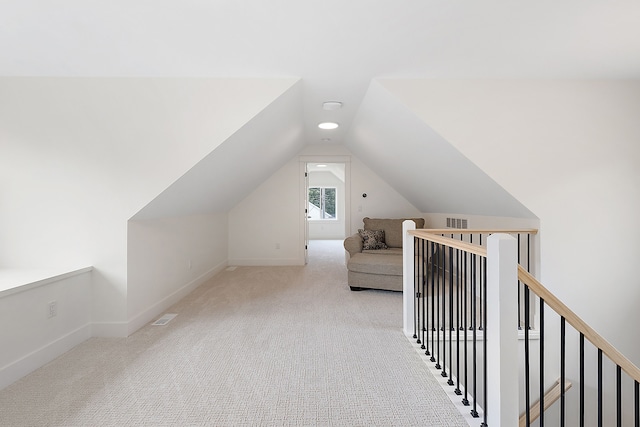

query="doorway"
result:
[300,156,351,263]
[307,162,346,240]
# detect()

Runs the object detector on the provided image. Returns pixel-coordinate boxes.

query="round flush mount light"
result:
[318,122,339,130]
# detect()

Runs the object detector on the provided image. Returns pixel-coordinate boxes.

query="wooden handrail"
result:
[518,266,640,383]
[409,228,537,257]
[409,230,487,257]
[419,228,539,235]
[519,380,572,427]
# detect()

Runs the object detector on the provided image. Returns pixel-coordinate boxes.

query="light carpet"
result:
[0,240,467,426]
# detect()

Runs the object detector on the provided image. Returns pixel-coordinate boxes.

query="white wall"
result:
[0,269,92,390]
[308,169,345,240]
[381,79,640,365]
[229,144,423,265]
[349,155,423,233]
[0,77,298,335]
[127,214,228,333]
[228,158,303,265]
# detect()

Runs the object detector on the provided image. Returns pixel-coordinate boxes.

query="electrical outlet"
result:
[48,301,57,318]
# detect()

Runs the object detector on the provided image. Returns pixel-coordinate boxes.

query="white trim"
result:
[299,155,352,246]
[90,321,129,338]
[298,155,351,164]
[0,323,92,390]
[0,266,93,298]
[229,258,305,266]
[486,233,519,426]
[402,220,416,335]
[126,261,228,336]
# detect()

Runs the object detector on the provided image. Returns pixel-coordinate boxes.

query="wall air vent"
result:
[446,217,468,229]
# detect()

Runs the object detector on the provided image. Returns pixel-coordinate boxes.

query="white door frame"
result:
[299,155,351,262]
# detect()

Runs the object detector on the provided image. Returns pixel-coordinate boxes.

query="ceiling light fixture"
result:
[322,101,343,111]
[317,164,327,168]
[318,122,339,130]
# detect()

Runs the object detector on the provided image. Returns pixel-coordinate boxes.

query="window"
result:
[308,187,336,220]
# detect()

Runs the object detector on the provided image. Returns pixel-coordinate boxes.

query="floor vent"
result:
[152,313,177,326]
[226,266,237,271]
[446,217,469,229]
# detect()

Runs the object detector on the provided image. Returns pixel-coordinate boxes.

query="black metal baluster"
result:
[455,244,462,396]
[561,317,566,427]
[518,234,522,330]
[527,234,531,329]
[440,241,447,377]
[447,244,454,385]
[469,233,473,334]
[422,241,433,356]
[479,234,483,331]
[419,239,425,349]
[430,241,436,363]
[617,365,622,427]
[598,349,603,427]
[462,249,469,406]
[482,256,487,427]
[414,237,420,342]
[580,333,585,427]
[635,380,639,427]
[435,243,442,371]
[525,284,531,427]
[471,253,479,418]
[540,298,545,427]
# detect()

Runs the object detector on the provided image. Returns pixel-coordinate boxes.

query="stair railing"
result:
[402,221,640,426]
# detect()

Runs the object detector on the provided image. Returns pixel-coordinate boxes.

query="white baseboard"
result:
[126,261,227,336]
[91,321,129,338]
[0,262,228,390]
[229,258,304,266]
[0,324,91,390]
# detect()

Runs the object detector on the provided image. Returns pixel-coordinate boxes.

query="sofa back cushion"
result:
[363,217,425,248]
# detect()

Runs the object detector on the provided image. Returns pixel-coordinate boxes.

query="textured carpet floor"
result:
[0,240,467,426]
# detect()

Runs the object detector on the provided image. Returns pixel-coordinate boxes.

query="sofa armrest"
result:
[343,233,363,257]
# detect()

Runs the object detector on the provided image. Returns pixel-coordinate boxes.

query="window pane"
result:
[309,187,320,208]
[323,188,336,218]
[308,187,337,220]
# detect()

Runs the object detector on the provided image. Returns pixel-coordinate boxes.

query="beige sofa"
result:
[343,217,425,292]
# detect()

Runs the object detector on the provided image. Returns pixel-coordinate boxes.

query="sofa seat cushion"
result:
[347,252,403,276]
[362,248,403,255]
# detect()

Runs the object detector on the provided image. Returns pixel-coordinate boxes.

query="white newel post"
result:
[402,220,416,336]
[486,233,519,426]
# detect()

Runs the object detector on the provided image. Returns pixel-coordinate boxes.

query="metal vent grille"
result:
[152,313,177,326]
[446,217,468,229]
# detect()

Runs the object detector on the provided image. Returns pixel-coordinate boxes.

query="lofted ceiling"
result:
[346,80,535,218]
[2,1,639,145]
[3,1,640,219]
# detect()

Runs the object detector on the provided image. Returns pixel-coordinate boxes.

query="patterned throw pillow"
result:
[358,229,388,250]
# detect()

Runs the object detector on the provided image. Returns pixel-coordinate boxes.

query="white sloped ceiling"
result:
[345,79,536,218]
[132,79,305,220]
